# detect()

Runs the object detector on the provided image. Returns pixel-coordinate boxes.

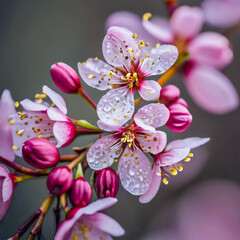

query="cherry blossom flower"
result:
[10,85,75,157]
[202,0,240,28]
[55,198,125,240]
[0,90,16,161]
[78,26,178,126]
[87,103,169,195]
[0,164,14,221]
[106,7,239,114]
[139,137,210,203]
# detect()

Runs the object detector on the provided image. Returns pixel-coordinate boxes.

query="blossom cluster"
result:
[0,1,239,239]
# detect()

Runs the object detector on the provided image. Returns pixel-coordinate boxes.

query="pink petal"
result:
[167,137,210,150]
[20,99,48,112]
[142,17,174,43]
[118,147,152,195]
[78,59,123,90]
[2,177,13,202]
[184,65,239,114]
[55,198,118,240]
[105,11,156,45]
[86,134,122,170]
[97,120,124,132]
[139,80,161,101]
[11,111,57,157]
[42,85,67,114]
[137,131,167,155]
[102,26,141,71]
[97,87,134,126]
[188,32,233,69]
[139,164,162,203]
[157,148,190,167]
[0,198,12,222]
[47,107,69,122]
[53,121,75,148]
[0,90,16,161]
[138,44,178,76]
[202,0,240,27]
[83,212,125,237]
[134,103,170,131]
[170,6,204,40]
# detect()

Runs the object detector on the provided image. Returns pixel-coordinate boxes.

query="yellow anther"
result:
[177,165,183,171]
[113,119,120,122]
[138,40,144,47]
[9,119,14,125]
[94,57,98,61]
[155,43,160,48]
[37,134,43,138]
[163,178,169,185]
[188,153,194,157]
[20,114,28,120]
[126,73,131,79]
[120,49,124,53]
[184,157,191,162]
[114,158,118,162]
[15,101,20,108]
[81,62,86,65]
[16,129,24,136]
[35,93,47,99]
[38,99,43,104]
[88,74,96,79]
[132,33,138,39]
[170,168,178,176]
[17,111,22,115]
[145,52,150,58]
[128,47,133,53]
[50,103,55,107]
[12,145,19,150]
[143,12,152,20]
[156,172,162,176]
[107,71,114,77]
[140,58,145,63]
[145,42,150,46]
[42,90,46,94]
[73,233,78,240]
[133,72,138,79]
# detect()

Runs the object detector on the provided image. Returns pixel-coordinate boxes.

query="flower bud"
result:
[166,103,192,132]
[160,85,180,106]
[175,97,188,108]
[47,166,73,196]
[94,168,119,199]
[66,207,82,219]
[50,62,81,93]
[69,177,92,207]
[22,138,59,169]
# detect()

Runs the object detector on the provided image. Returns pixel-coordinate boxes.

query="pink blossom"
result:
[87,103,169,195]
[0,164,14,221]
[0,90,16,161]
[202,0,240,27]
[106,7,239,114]
[139,137,210,203]
[54,198,125,240]
[78,26,178,125]
[10,85,76,157]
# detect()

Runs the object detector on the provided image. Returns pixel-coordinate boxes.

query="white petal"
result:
[139,80,161,101]
[97,87,134,126]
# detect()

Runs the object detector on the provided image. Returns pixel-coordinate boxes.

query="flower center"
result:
[122,72,142,90]
[120,127,136,147]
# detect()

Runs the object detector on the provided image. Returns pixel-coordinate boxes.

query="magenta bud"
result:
[175,98,189,108]
[50,62,81,93]
[160,85,180,106]
[66,207,82,219]
[166,103,193,132]
[47,166,73,196]
[69,177,92,207]
[94,168,119,199]
[22,138,59,169]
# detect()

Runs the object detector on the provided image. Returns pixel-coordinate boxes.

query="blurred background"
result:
[0,0,239,239]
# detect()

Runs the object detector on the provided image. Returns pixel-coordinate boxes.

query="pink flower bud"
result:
[69,177,92,207]
[160,85,180,106]
[94,168,119,199]
[47,166,73,196]
[50,62,81,93]
[66,207,82,219]
[22,138,59,169]
[175,98,189,108]
[166,103,192,132]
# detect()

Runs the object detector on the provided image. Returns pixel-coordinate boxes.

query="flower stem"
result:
[59,154,79,162]
[78,88,97,110]
[13,175,35,183]
[60,193,70,215]
[54,197,61,233]
[26,195,55,240]
[0,156,50,176]
[75,126,103,135]
[10,210,41,240]
[67,150,88,170]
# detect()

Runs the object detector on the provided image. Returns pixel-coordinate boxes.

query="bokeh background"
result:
[0,0,239,239]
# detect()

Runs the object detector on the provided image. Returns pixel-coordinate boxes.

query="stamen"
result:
[143,12,152,20]
[155,43,160,48]
[163,178,169,185]
[138,40,144,48]
[184,157,191,162]
[16,129,24,136]
[15,101,19,108]
[188,153,194,157]
[170,168,178,176]
[177,165,183,171]
[12,145,19,150]
[132,33,138,39]
[88,74,96,79]
[9,118,14,125]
